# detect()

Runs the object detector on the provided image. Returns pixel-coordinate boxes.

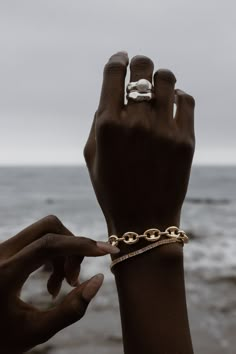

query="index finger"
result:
[0,215,74,255]
[0,215,88,296]
[98,51,129,113]
[6,236,119,287]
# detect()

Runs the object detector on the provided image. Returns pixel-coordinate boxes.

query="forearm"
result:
[111,224,193,354]
[84,50,196,354]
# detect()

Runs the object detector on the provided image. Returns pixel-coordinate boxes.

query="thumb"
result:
[35,274,104,343]
[80,273,104,303]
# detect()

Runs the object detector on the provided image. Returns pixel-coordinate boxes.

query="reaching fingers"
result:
[98,51,129,113]
[47,255,84,298]
[0,215,87,296]
[175,89,195,136]
[47,257,65,298]
[6,235,119,287]
[29,274,104,346]
[153,69,176,120]
[1,215,74,255]
[48,253,84,297]
[64,255,84,286]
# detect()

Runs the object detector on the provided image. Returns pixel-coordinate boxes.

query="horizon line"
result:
[1,163,236,167]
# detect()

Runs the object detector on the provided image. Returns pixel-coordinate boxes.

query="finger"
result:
[64,255,84,287]
[129,55,154,83]
[153,69,176,120]
[1,215,74,255]
[47,257,65,298]
[175,89,195,135]
[1,215,84,296]
[48,253,84,296]
[7,236,119,285]
[98,51,129,112]
[32,274,104,344]
[127,55,154,107]
[47,255,83,298]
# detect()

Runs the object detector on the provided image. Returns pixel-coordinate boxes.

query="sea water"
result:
[1,165,236,353]
[1,165,236,280]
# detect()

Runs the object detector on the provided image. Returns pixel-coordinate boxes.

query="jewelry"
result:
[110,238,182,273]
[127,91,153,102]
[108,226,188,246]
[127,79,153,93]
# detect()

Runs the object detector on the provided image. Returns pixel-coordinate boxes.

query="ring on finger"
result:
[127,79,153,93]
[127,91,153,102]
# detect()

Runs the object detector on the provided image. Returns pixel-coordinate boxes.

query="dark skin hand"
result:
[84,52,195,237]
[84,52,195,353]
[0,215,119,353]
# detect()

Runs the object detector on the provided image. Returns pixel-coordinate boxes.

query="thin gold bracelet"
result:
[109,226,188,273]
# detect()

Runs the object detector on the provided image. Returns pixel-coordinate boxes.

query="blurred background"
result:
[1,1,236,353]
[1,0,236,165]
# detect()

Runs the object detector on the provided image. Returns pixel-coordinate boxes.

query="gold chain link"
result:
[108,226,188,247]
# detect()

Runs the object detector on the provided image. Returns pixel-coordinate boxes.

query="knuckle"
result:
[96,116,121,140]
[45,215,63,232]
[130,55,154,70]
[155,128,176,145]
[128,121,153,140]
[83,139,93,164]
[154,129,195,154]
[83,142,90,163]
[178,136,195,154]
[39,233,56,254]
[155,69,176,84]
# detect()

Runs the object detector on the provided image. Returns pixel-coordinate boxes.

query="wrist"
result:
[108,212,181,237]
[107,213,182,259]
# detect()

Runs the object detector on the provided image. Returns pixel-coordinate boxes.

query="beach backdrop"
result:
[1,165,236,354]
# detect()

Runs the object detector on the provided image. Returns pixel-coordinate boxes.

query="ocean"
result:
[1,165,236,354]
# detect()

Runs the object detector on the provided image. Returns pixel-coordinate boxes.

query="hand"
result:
[84,52,195,236]
[0,215,118,353]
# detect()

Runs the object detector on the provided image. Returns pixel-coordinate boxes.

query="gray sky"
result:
[0,0,235,165]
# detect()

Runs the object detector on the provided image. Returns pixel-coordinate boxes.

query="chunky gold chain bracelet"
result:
[110,226,189,273]
[108,226,188,247]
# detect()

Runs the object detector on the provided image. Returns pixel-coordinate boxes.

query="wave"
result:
[186,197,230,205]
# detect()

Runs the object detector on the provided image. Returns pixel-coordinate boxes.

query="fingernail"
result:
[69,276,80,287]
[82,274,104,302]
[96,241,120,254]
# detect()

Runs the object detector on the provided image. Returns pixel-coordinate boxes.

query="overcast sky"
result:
[0,0,235,165]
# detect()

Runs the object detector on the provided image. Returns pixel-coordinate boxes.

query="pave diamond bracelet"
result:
[109,226,189,273]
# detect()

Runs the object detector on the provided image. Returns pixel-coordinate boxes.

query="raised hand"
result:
[84,52,195,238]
